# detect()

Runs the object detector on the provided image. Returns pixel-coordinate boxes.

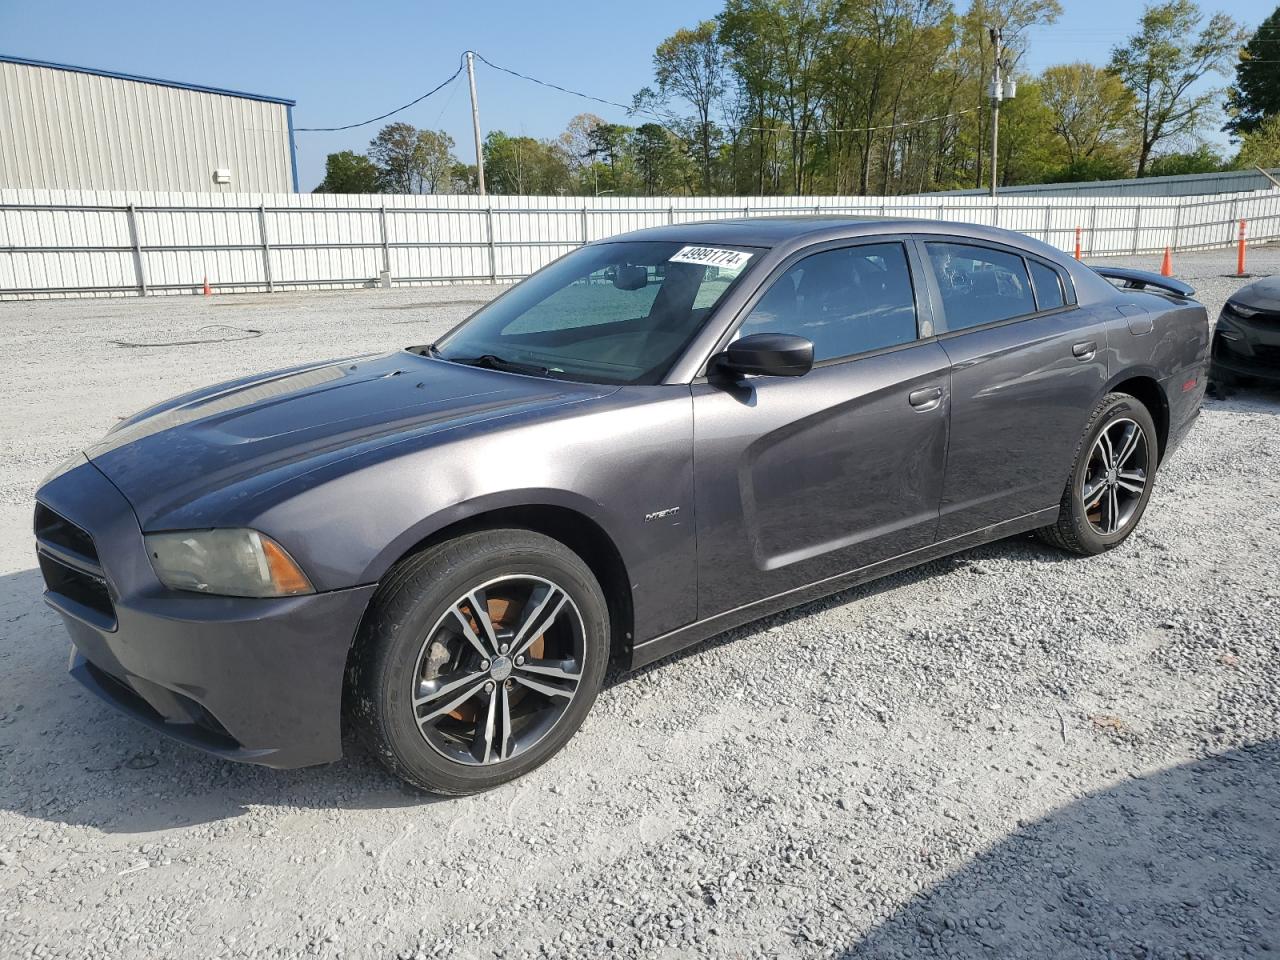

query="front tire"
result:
[348,529,609,795]
[1037,392,1158,556]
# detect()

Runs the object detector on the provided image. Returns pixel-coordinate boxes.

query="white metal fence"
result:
[2,187,1277,299]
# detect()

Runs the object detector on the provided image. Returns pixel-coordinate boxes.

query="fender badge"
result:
[644,507,681,523]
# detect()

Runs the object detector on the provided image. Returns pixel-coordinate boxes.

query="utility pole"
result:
[989,27,1002,199]
[466,51,486,196]
[986,27,1017,198]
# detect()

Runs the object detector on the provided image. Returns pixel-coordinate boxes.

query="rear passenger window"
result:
[737,242,918,362]
[1029,260,1066,311]
[926,242,1036,331]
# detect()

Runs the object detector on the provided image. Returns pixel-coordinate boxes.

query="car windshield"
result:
[430,240,761,385]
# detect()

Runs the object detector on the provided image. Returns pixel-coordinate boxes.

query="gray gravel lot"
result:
[1,244,1278,959]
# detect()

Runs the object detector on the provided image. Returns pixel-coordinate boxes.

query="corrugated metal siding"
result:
[3,187,1278,299]
[0,61,293,193]
[930,168,1280,198]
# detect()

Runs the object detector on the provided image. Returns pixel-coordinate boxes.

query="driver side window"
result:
[737,242,919,362]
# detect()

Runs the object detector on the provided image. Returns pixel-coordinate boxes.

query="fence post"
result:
[668,205,675,225]
[485,201,497,283]
[257,204,274,293]
[378,205,391,282]
[1171,202,1182,253]
[1042,204,1052,245]
[1229,198,1240,246]
[125,203,147,296]
[1131,205,1142,256]
[581,205,589,246]
[1087,204,1099,256]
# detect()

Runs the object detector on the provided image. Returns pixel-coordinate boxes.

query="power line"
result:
[469,51,635,115]
[294,56,466,132]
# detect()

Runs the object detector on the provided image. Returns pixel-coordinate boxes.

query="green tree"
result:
[483,132,574,195]
[643,20,726,192]
[1039,63,1136,168]
[1235,112,1280,167]
[312,151,382,193]
[1109,0,1246,176]
[1225,6,1280,136]
[367,123,459,194]
[632,123,695,193]
[1146,143,1225,175]
[959,0,1064,189]
[994,76,1059,186]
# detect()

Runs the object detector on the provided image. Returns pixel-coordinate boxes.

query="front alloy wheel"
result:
[412,576,586,766]
[349,529,609,795]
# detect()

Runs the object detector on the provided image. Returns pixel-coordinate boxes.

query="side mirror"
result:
[717,333,814,379]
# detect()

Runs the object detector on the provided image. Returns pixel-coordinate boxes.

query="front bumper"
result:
[36,460,377,769]
[1212,308,1280,381]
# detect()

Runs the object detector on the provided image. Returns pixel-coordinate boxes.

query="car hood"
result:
[1232,275,1280,311]
[87,351,616,528]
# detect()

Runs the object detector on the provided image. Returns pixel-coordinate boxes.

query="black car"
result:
[1212,275,1280,385]
[35,218,1210,794]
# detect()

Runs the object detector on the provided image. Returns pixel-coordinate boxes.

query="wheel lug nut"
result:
[515,655,525,666]
[480,660,490,670]
[499,644,509,654]
[504,679,513,690]
[485,680,495,692]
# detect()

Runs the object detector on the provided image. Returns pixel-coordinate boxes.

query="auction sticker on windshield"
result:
[669,246,753,270]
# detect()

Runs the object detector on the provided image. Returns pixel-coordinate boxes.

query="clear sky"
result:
[1,0,1274,191]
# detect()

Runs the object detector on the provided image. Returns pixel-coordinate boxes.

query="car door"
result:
[690,238,951,620]
[918,238,1111,540]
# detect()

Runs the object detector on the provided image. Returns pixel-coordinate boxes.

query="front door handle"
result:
[908,386,944,411]
[1072,340,1097,361]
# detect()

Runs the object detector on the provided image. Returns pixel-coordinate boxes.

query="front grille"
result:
[34,502,99,563]
[35,503,116,628]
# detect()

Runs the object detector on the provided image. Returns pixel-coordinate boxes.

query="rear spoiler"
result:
[1091,266,1195,299]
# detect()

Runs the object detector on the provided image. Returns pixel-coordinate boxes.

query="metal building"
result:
[928,167,1280,199]
[0,54,297,193]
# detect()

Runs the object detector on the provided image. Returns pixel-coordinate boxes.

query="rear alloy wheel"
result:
[1038,392,1158,556]
[349,529,609,794]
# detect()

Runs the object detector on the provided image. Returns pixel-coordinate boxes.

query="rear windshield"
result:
[432,240,760,385]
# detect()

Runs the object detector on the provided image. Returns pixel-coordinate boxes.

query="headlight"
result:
[145,529,314,598]
[1225,300,1259,318]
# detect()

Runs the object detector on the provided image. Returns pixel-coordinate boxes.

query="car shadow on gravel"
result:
[843,742,1280,959]
[0,568,444,834]
[616,531,1075,686]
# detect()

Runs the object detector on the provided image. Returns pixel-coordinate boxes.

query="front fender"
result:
[359,486,624,585]
[245,385,699,644]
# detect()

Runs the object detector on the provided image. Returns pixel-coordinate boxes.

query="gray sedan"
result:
[34,217,1210,794]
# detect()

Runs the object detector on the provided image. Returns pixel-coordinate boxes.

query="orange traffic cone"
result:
[1159,247,1173,277]
[202,275,212,296]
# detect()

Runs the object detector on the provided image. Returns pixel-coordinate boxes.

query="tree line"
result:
[315,0,1280,196]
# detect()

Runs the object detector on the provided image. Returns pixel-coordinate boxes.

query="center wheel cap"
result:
[489,656,513,682]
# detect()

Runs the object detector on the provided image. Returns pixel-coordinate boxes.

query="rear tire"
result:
[1037,392,1158,556]
[347,529,609,795]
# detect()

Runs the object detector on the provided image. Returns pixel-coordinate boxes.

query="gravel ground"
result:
[0,244,1278,959]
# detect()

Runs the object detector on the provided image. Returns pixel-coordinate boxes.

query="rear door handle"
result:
[908,386,944,411]
[1072,340,1097,360]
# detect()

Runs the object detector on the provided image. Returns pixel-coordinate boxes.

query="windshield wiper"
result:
[445,353,551,376]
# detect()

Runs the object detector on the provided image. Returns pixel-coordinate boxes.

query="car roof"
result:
[600,215,1064,259]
